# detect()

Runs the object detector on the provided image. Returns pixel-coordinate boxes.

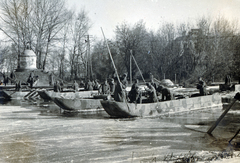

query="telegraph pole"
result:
[85,35,93,80]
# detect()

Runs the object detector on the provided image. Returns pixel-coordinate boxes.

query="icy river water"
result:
[0,98,240,163]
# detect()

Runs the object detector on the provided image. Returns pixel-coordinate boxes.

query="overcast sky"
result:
[67,0,240,40]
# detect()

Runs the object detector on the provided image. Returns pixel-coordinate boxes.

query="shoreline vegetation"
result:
[162,150,240,163]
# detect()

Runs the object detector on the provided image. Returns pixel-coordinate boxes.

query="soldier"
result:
[128,79,142,103]
[109,78,115,95]
[145,82,158,103]
[121,73,128,88]
[225,75,231,86]
[197,77,207,96]
[80,80,85,88]
[49,72,54,86]
[72,80,79,92]
[15,80,22,91]
[15,80,19,91]
[158,85,174,101]
[86,79,93,91]
[3,73,8,86]
[93,79,100,90]
[100,79,110,94]
[10,70,16,84]
[114,73,128,102]
[54,81,61,92]
[18,80,22,92]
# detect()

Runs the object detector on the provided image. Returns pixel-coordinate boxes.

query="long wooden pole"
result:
[130,54,132,85]
[130,50,146,83]
[207,99,237,134]
[101,28,130,111]
[101,28,121,86]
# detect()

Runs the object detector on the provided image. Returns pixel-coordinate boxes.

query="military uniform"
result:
[72,81,79,92]
[128,79,141,103]
[145,83,158,103]
[114,74,127,102]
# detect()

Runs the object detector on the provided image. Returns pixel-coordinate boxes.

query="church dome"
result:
[18,49,37,70]
[21,49,36,57]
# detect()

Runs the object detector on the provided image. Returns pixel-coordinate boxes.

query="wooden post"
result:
[207,99,237,134]
[175,73,176,84]
[130,52,132,85]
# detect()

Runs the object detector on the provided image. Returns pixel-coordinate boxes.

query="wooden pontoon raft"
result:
[53,97,103,111]
[100,93,222,118]
[37,89,99,101]
[1,90,30,99]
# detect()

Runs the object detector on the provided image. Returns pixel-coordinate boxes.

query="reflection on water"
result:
[0,98,239,163]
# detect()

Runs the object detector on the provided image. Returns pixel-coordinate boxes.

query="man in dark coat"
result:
[109,78,115,95]
[15,80,19,91]
[3,73,9,86]
[145,82,158,103]
[86,80,93,91]
[100,79,110,94]
[72,80,79,92]
[114,73,128,102]
[49,72,54,86]
[197,77,207,96]
[128,79,142,103]
[54,81,61,92]
[18,80,22,92]
[93,79,100,90]
[157,85,174,101]
[10,70,16,84]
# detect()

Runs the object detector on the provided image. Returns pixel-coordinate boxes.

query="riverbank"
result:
[162,150,240,163]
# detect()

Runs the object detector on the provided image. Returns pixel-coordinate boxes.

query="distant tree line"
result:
[92,16,240,85]
[0,0,239,85]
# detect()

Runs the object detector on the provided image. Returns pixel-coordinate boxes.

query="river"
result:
[0,98,240,163]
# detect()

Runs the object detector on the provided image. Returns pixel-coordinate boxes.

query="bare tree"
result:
[0,0,32,68]
[0,0,71,70]
[115,20,148,77]
[67,9,91,80]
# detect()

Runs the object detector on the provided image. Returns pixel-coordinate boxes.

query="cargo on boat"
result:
[100,93,222,118]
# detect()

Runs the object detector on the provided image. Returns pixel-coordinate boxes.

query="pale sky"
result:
[67,0,240,40]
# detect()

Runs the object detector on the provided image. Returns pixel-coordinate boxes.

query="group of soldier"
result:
[1,71,22,91]
[1,69,210,102]
[51,72,176,103]
[93,73,175,103]
[127,76,174,103]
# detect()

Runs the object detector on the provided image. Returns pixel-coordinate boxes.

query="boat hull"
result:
[1,90,29,99]
[38,90,98,101]
[54,97,102,111]
[100,94,222,118]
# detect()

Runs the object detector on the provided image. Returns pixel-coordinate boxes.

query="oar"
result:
[101,27,131,112]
